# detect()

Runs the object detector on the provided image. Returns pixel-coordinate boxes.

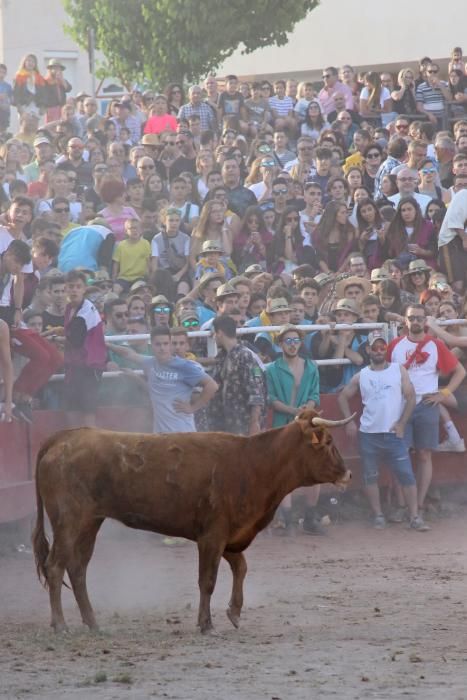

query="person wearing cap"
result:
[44,60,72,122]
[335,275,372,306]
[338,331,430,531]
[193,271,224,325]
[208,315,265,436]
[387,304,466,513]
[195,240,228,281]
[370,267,390,294]
[248,156,279,202]
[200,283,240,330]
[111,98,141,144]
[313,298,365,392]
[253,297,292,361]
[144,94,177,135]
[266,324,323,535]
[149,294,173,328]
[109,325,218,434]
[403,259,432,299]
[129,279,153,306]
[23,136,54,184]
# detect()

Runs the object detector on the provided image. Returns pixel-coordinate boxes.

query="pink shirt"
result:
[100,206,139,242]
[144,114,177,134]
[318,81,353,116]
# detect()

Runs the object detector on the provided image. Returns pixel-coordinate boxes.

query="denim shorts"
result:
[404,401,440,451]
[358,431,416,487]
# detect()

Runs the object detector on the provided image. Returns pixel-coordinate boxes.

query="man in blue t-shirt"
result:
[108,326,218,433]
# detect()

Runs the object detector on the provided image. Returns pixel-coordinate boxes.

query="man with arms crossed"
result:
[338,331,428,530]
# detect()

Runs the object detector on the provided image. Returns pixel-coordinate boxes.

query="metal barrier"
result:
[41,319,467,383]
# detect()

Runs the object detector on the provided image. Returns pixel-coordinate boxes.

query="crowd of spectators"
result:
[0,48,467,532]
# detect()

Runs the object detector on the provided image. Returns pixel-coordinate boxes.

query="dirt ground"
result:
[2,516,467,700]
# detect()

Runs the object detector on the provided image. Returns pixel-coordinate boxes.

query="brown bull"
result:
[32,409,353,633]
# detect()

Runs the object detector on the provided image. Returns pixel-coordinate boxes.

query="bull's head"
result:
[294,409,354,488]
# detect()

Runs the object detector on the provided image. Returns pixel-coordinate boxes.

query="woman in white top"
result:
[37,169,82,221]
[359,72,392,127]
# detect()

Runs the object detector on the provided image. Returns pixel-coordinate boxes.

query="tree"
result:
[63,0,318,87]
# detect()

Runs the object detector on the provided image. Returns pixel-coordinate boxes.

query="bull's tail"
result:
[31,439,54,589]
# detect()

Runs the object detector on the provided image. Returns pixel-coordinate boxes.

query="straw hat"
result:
[335,275,372,299]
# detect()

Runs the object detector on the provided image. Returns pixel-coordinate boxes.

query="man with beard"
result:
[338,330,428,531]
[266,324,323,535]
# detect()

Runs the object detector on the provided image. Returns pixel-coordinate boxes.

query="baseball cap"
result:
[367,330,388,346]
[33,136,51,147]
[370,268,390,283]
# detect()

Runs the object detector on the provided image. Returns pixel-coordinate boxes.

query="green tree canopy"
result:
[63,0,318,87]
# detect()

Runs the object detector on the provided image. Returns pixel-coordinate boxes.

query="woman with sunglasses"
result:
[417,159,450,203]
[391,68,418,115]
[37,169,82,222]
[164,83,185,116]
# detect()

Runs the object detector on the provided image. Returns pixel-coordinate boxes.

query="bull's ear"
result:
[295,415,324,447]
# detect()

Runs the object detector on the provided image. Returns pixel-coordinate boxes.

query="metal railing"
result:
[43,319,467,383]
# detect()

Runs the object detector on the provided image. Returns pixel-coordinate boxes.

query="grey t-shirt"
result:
[142,355,207,433]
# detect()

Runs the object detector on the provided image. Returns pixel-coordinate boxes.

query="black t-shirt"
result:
[42,310,65,331]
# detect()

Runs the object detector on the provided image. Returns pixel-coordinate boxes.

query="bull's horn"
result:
[311,412,357,428]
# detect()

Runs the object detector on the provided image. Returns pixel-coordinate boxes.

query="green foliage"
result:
[63,0,318,87]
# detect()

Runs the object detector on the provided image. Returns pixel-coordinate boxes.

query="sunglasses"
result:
[407,315,425,322]
[422,167,437,174]
[366,152,380,159]
[153,306,171,314]
[53,207,69,213]
[273,188,288,195]
[258,145,272,154]
[182,319,199,328]
[396,124,409,130]
[283,337,301,345]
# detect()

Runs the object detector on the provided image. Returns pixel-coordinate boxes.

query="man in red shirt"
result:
[387,304,465,511]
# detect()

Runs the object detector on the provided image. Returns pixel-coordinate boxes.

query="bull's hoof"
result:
[226,607,240,629]
[52,622,69,634]
[198,620,214,634]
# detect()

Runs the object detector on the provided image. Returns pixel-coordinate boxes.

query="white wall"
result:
[219,0,467,79]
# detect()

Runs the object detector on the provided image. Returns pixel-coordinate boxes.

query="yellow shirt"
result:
[112,238,151,281]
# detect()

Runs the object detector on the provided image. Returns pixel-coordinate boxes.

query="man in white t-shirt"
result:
[387,305,465,512]
[338,331,428,530]
[437,188,467,293]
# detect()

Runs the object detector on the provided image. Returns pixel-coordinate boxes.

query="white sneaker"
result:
[436,438,466,453]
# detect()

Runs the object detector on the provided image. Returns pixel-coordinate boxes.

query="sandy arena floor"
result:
[1,517,467,700]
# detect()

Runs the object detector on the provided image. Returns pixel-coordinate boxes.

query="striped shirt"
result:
[415,81,448,116]
[268,95,294,116]
[178,102,216,131]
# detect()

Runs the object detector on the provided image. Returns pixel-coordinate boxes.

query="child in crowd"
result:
[112,217,151,292]
[195,240,229,281]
